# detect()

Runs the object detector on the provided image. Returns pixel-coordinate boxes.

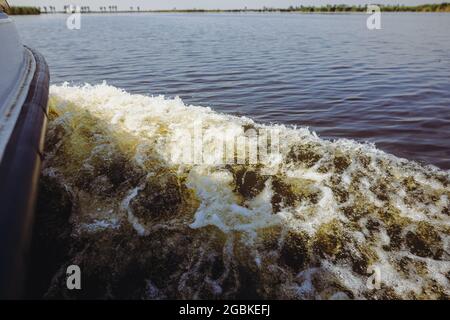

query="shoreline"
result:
[15,10,450,16]
[7,3,450,15]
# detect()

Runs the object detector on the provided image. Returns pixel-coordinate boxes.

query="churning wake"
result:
[36,83,449,299]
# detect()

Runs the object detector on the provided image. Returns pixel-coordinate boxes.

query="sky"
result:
[9,0,446,10]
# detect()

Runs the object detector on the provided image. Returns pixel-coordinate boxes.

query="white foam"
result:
[45,83,450,299]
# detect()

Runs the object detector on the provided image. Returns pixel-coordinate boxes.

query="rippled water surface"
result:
[14,13,450,169]
[12,13,450,299]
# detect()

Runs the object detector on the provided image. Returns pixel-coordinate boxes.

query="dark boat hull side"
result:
[0,48,49,299]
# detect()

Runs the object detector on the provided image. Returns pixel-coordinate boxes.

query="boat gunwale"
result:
[0,46,50,299]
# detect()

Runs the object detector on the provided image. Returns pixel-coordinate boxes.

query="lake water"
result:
[15,13,450,299]
[14,13,450,169]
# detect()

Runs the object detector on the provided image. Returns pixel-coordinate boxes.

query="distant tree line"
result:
[63,5,91,13]
[99,5,118,12]
[5,6,41,15]
[279,3,450,12]
[40,6,56,13]
[153,3,450,13]
[5,3,450,15]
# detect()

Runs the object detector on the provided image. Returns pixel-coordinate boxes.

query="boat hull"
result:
[0,15,50,299]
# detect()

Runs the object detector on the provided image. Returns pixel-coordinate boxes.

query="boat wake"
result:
[36,83,450,299]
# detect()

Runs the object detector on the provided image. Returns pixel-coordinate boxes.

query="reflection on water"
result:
[13,13,450,169]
